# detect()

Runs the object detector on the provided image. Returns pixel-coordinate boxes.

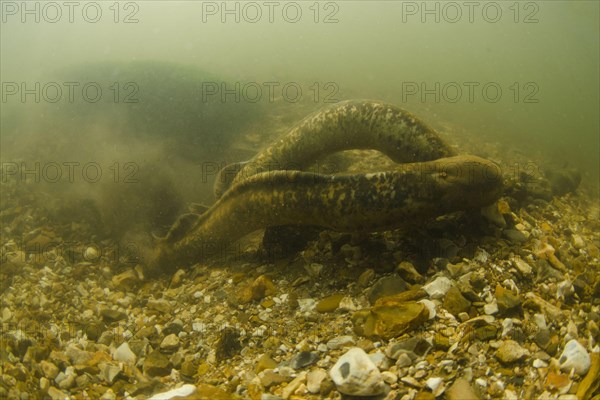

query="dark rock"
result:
[143,350,171,377]
[367,275,409,304]
[215,327,242,361]
[495,285,522,315]
[545,167,581,196]
[100,308,127,322]
[502,229,528,244]
[288,351,320,370]
[443,287,471,317]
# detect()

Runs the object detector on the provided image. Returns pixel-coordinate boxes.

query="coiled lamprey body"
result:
[151,100,503,270]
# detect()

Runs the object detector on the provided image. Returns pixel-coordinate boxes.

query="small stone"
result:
[47,387,69,400]
[326,335,356,350]
[65,345,93,365]
[503,229,528,244]
[446,378,480,400]
[426,377,445,397]
[367,275,409,304]
[40,360,59,380]
[484,302,499,315]
[215,327,241,361]
[495,285,522,315]
[316,294,344,313]
[571,234,585,249]
[289,351,319,370]
[443,286,471,317]
[512,257,533,276]
[260,370,290,387]
[396,261,423,283]
[99,362,122,384]
[113,342,136,364]
[143,350,171,377]
[533,359,548,368]
[495,340,528,364]
[352,300,429,339]
[304,262,323,278]
[236,275,276,304]
[306,368,327,393]
[381,371,397,384]
[256,354,277,372]
[358,269,375,287]
[147,299,172,314]
[100,308,127,322]
[40,376,50,391]
[558,339,591,375]
[281,371,307,399]
[423,276,452,299]
[160,334,180,352]
[329,347,385,396]
[111,269,140,291]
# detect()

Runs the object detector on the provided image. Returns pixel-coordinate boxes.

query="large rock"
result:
[329,347,385,396]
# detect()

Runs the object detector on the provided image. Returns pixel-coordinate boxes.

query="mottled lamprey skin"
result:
[214,100,457,198]
[151,100,504,271]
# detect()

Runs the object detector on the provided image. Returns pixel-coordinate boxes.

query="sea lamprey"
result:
[151,154,503,271]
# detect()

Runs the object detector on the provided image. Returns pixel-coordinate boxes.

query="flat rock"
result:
[446,378,481,400]
[495,340,528,364]
[367,275,409,304]
[423,276,452,299]
[352,299,429,339]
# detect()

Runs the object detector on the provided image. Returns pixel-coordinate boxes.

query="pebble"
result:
[381,371,397,384]
[281,371,307,399]
[423,276,452,299]
[352,299,429,339]
[367,275,409,304]
[396,261,423,283]
[260,370,290,388]
[443,286,471,316]
[484,301,499,315]
[143,350,172,377]
[512,257,533,276]
[327,335,356,350]
[495,340,528,363]
[329,347,385,396]
[99,363,122,384]
[495,285,522,315]
[426,377,445,397]
[315,294,344,313]
[571,234,585,249]
[503,229,528,243]
[533,359,548,368]
[39,360,59,380]
[113,342,136,364]
[47,387,69,400]
[289,351,319,370]
[160,334,180,352]
[446,377,480,400]
[306,368,327,393]
[558,339,591,375]
[256,354,278,372]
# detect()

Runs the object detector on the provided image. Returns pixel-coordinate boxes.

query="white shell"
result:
[329,347,385,396]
